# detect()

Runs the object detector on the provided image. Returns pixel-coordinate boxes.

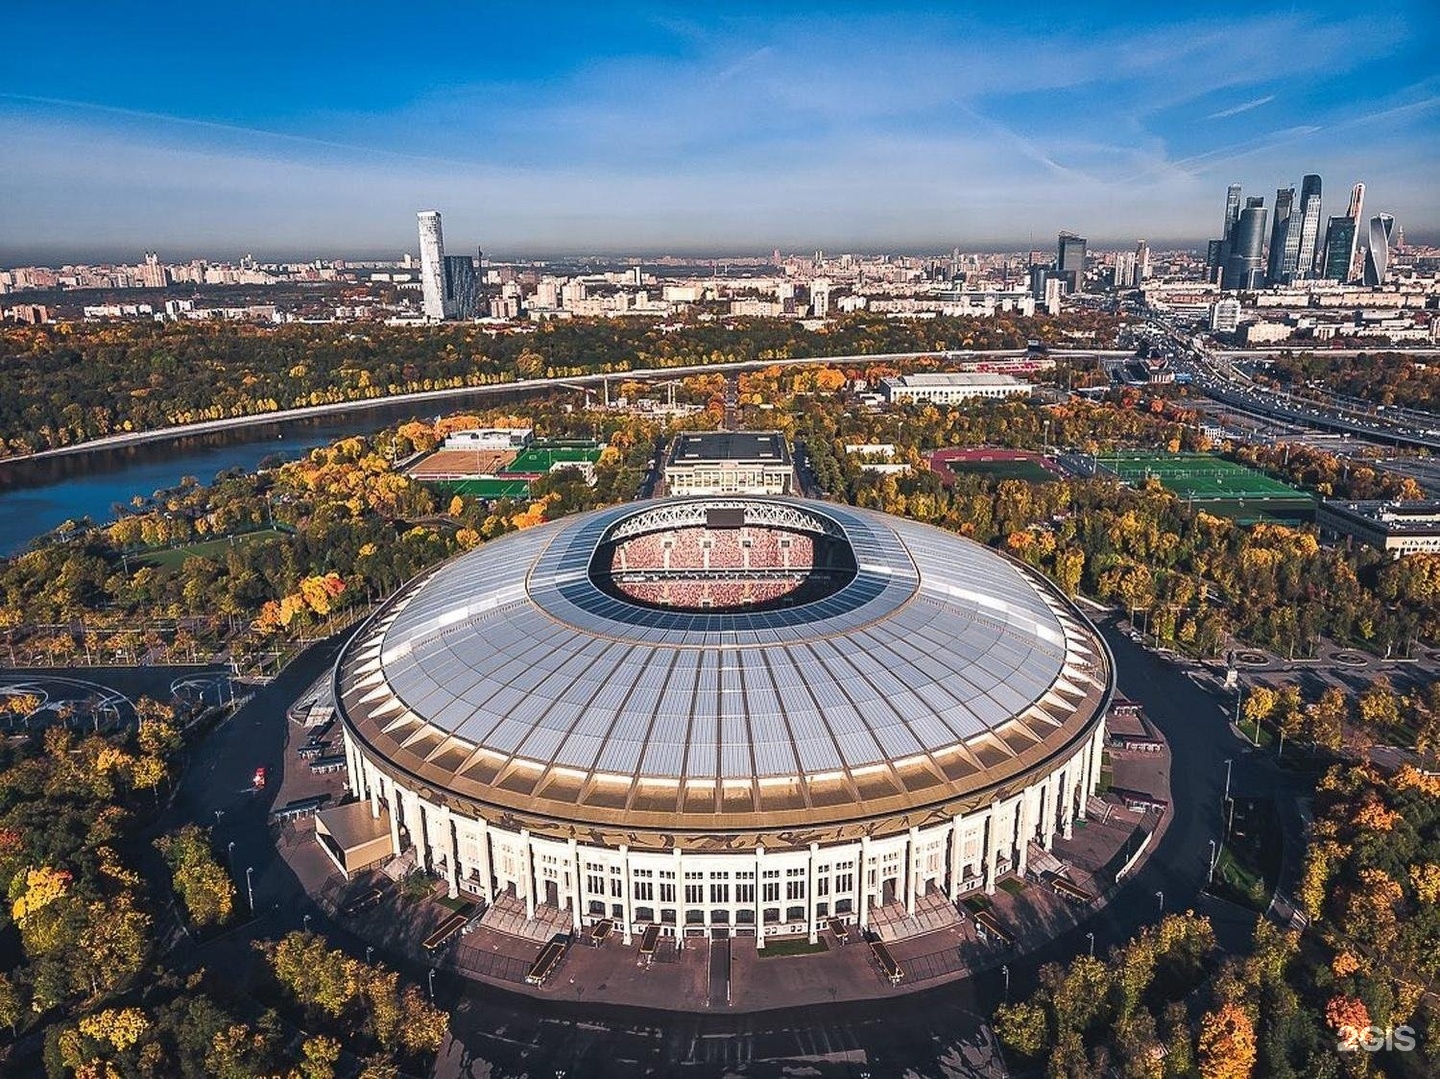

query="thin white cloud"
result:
[1207,95,1276,119]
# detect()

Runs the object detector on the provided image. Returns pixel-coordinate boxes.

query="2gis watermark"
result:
[1336,1025,1417,1054]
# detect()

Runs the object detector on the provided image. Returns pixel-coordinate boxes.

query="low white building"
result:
[879,372,1031,405]
[443,428,534,451]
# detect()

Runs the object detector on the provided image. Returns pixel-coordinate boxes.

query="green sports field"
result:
[1096,452,1314,522]
[946,458,1057,483]
[506,440,603,473]
[436,478,533,499]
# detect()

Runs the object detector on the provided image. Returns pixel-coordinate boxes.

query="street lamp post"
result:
[1001,964,1010,1001]
[1223,758,1233,802]
[227,841,235,872]
[1086,932,1095,958]
[1155,890,1164,917]
[303,914,312,932]
[1208,840,1218,886]
[428,968,436,1001]
[366,946,374,964]
[245,866,255,913]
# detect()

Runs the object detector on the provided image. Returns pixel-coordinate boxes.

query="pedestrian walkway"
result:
[869,891,962,942]
[478,892,572,943]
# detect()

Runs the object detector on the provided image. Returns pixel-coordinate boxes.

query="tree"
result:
[0,972,22,1034]
[1196,1002,1256,1079]
[78,1007,150,1052]
[157,825,236,927]
[995,1000,1049,1057]
[1242,686,1279,728]
[1304,688,1347,752]
[297,1034,341,1079]
[1357,678,1401,733]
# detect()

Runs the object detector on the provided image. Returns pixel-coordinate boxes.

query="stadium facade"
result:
[333,497,1113,948]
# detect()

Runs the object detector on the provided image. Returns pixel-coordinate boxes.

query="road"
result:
[5,346,1129,466]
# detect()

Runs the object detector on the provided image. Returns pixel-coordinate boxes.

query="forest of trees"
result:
[0,398,662,672]
[0,700,445,1076]
[1259,350,1439,412]
[0,310,1118,457]
[781,389,1435,656]
[995,760,1440,1078]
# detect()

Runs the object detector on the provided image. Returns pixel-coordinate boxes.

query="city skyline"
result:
[1,2,1437,261]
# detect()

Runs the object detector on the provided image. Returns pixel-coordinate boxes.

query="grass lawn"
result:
[998,878,1026,897]
[945,459,1057,483]
[139,528,286,569]
[1210,796,1283,912]
[963,895,993,914]
[759,936,829,958]
[434,895,476,914]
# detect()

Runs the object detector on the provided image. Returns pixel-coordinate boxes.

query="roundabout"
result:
[0,674,135,731]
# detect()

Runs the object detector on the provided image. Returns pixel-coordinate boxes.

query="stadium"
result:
[332,497,1113,949]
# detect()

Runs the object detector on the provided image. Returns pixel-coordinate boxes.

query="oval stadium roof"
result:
[336,497,1111,835]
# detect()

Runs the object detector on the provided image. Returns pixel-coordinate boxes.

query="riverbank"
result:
[1,346,1130,466]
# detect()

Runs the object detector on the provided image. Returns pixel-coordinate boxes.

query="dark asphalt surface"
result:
[152,614,1309,1078]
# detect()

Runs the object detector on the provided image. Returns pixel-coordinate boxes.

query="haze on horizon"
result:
[1,1,1436,263]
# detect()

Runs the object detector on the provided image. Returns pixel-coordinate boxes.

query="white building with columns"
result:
[331,498,1113,949]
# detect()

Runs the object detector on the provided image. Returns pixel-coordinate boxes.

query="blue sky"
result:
[1,2,1436,259]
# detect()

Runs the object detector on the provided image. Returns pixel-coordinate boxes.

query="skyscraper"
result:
[1134,239,1151,283]
[1056,231,1087,294]
[1362,213,1395,286]
[1294,175,1323,279]
[1266,187,1294,285]
[417,210,447,320]
[1321,216,1356,281]
[1345,183,1366,282]
[443,255,478,320]
[1223,198,1268,291]
[1223,184,1243,240]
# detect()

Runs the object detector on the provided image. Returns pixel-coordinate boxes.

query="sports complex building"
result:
[330,496,1114,948]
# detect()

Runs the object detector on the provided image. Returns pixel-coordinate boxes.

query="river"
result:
[0,392,525,557]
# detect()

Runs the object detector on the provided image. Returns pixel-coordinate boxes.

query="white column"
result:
[620,845,633,945]
[568,838,581,931]
[521,829,535,920]
[754,845,766,949]
[1040,775,1057,851]
[672,847,683,948]
[858,835,872,930]
[1015,793,1031,878]
[475,818,493,901]
[1061,769,1075,840]
[386,780,401,856]
[409,798,429,872]
[948,816,963,901]
[343,732,361,800]
[905,826,919,915]
[983,802,998,894]
[441,805,458,898]
[806,843,819,944]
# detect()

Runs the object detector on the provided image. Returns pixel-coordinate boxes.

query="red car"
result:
[253,766,267,790]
